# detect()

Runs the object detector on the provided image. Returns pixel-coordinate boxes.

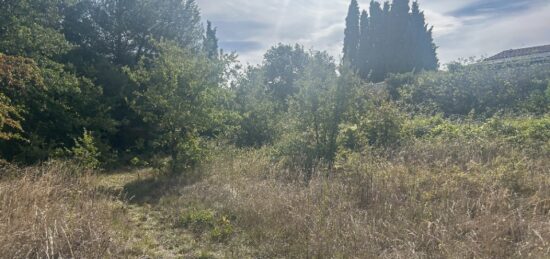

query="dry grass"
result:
[1,138,548,258]
[166,139,550,258]
[0,161,121,258]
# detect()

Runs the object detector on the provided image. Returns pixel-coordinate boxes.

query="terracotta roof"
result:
[486,45,550,61]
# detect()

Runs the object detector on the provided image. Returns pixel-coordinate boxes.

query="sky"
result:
[196,0,550,66]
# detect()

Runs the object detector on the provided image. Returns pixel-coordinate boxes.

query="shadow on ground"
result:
[122,169,203,205]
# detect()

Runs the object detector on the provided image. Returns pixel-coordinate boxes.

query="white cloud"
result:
[435,2,550,62]
[197,0,550,65]
[421,0,479,13]
[423,9,463,36]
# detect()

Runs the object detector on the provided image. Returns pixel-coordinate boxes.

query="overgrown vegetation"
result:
[0,0,234,170]
[1,0,549,258]
[153,138,550,258]
[0,162,121,258]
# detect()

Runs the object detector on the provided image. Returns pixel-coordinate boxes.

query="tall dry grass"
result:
[0,161,120,258]
[167,139,550,258]
[2,139,546,258]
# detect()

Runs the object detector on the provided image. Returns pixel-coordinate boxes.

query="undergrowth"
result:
[1,129,548,258]
[0,161,122,258]
[167,139,550,258]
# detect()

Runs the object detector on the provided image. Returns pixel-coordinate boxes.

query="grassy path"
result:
[94,170,211,258]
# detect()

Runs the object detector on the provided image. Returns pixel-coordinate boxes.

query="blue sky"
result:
[196,0,550,65]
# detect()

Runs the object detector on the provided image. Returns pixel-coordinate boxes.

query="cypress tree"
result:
[388,0,412,74]
[343,0,360,68]
[380,1,392,79]
[204,20,219,59]
[358,10,371,79]
[345,0,438,82]
[368,1,386,82]
[422,26,439,70]
[410,1,438,71]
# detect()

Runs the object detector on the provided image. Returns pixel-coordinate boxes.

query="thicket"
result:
[0,0,236,171]
[395,61,550,116]
[227,1,549,173]
[0,0,548,176]
[232,46,550,172]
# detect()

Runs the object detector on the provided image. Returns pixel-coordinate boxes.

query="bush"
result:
[177,209,234,242]
[401,115,549,152]
[71,129,101,170]
[359,103,403,147]
[488,116,550,153]
[398,61,550,117]
[274,129,323,173]
[210,216,234,242]
[337,124,365,151]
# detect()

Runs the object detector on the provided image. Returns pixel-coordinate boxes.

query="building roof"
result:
[486,44,550,61]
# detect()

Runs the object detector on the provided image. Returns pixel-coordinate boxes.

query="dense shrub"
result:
[398,61,550,116]
[401,115,550,153]
[360,103,403,147]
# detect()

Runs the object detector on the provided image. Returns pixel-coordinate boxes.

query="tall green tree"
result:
[63,0,203,66]
[0,92,22,141]
[352,0,438,82]
[283,51,338,173]
[367,1,386,82]
[0,0,70,61]
[62,0,206,159]
[410,1,438,71]
[0,1,114,163]
[388,0,413,74]
[0,54,37,142]
[233,67,279,148]
[204,21,219,59]
[263,44,309,110]
[0,53,113,163]
[277,50,361,173]
[128,41,225,173]
[343,0,360,68]
[358,10,371,78]
[0,0,236,168]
